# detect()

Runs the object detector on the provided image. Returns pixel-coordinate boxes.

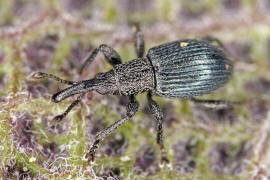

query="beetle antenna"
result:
[31,72,79,85]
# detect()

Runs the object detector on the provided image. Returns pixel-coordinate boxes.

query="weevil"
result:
[32,26,233,164]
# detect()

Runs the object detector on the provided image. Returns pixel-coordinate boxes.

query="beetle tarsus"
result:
[53,114,64,123]
[50,93,85,126]
[147,92,170,164]
[48,115,64,127]
[161,155,170,165]
[86,143,99,163]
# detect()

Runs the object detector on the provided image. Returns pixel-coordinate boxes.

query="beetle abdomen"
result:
[147,39,233,98]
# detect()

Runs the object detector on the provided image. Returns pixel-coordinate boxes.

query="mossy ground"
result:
[1,0,270,179]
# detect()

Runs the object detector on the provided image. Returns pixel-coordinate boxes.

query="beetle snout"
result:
[51,83,85,103]
[51,80,95,103]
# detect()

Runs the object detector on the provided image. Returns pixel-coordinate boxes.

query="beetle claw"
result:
[159,156,171,169]
[48,115,64,128]
[161,156,169,165]
[86,144,99,163]
[53,115,64,123]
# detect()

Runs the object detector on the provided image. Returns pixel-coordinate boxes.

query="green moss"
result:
[1,0,269,179]
[0,0,13,26]
[157,0,175,22]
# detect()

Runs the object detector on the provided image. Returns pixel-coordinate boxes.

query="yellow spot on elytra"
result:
[180,42,189,47]
[225,64,229,70]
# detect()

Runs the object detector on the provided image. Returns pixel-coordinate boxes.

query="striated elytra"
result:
[32,27,233,164]
[148,39,233,98]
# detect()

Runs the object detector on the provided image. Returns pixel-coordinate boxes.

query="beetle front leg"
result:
[86,96,139,163]
[79,44,122,74]
[147,92,169,165]
[31,72,85,126]
[49,93,85,127]
[133,24,145,58]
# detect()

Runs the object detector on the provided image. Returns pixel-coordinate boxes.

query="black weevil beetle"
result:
[32,26,233,164]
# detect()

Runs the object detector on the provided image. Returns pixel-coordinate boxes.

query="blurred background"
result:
[1,0,270,179]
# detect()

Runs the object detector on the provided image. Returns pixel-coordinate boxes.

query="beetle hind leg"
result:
[190,98,241,109]
[147,92,169,165]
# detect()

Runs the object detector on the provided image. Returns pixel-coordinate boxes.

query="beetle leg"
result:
[201,36,225,49]
[133,24,145,58]
[31,72,79,85]
[86,95,139,163]
[190,98,239,109]
[49,93,85,127]
[147,92,169,165]
[79,44,122,74]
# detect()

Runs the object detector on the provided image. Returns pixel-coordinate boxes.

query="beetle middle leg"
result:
[147,92,169,165]
[86,95,139,163]
[79,44,122,74]
[133,23,145,58]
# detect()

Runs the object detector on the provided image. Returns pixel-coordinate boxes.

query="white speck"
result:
[159,163,164,169]
[23,167,28,171]
[0,145,4,151]
[89,160,96,166]
[120,156,130,162]
[19,147,25,153]
[50,166,58,172]
[166,163,173,170]
[14,171,19,176]
[159,162,173,169]
[29,157,36,162]
[36,118,42,123]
